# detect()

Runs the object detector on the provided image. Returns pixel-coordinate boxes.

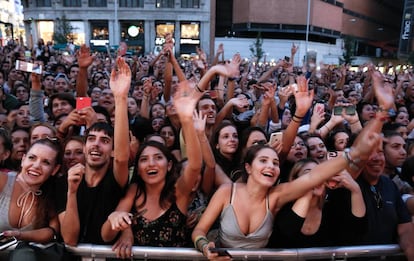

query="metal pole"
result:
[114,0,118,45]
[305,0,311,64]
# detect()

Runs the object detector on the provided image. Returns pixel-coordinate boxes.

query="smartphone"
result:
[209,248,232,258]
[0,233,17,251]
[269,132,283,145]
[15,60,42,74]
[76,97,92,110]
[345,105,356,115]
[333,106,343,115]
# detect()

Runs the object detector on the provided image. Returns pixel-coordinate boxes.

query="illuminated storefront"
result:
[154,21,174,54]
[180,21,200,54]
[120,21,144,55]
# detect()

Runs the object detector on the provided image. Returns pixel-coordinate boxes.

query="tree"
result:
[53,15,75,44]
[339,36,356,65]
[250,32,265,63]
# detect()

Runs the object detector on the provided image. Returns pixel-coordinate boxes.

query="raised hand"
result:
[293,75,314,116]
[173,80,203,120]
[193,110,207,135]
[31,73,41,91]
[371,71,394,110]
[291,43,298,56]
[110,57,131,98]
[223,53,241,77]
[77,44,94,68]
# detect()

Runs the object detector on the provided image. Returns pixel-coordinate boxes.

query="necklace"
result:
[16,174,42,228]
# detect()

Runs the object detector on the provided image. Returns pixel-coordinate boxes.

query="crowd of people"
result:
[0,36,413,260]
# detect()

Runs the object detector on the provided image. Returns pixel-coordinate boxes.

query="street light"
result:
[305,0,311,65]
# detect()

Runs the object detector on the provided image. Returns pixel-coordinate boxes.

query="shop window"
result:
[36,0,51,7]
[89,0,107,7]
[156,0,174,8]
[63,0,81,7]
[181,0,199,8]
[119,0,143,7]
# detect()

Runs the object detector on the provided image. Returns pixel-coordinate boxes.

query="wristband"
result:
[293,114,304,119]
[194,236,209,252]
[343,148,361,171]
[195,84,203,93]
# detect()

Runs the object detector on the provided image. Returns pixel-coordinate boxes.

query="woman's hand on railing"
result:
[112,227,134,259]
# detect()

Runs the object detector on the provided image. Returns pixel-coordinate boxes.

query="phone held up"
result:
[269,132,283,145]
[15,60,42,75]
[0,233,18,251]
[333,105,356,116]
[76,97,92,110]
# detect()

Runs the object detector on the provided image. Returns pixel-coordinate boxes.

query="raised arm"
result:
[76,45,94,97]
[29,72,46,122]
[110,57,131,187]
[197,53,241,92]
[174,80,203,210]
[275,119,382,207]
[279,77,314,158]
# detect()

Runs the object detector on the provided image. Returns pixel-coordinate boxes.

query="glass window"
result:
[156,0,174,8]
[89,0,107,7]
[91,21,109,40]
[63,0,81,6]
[69,21,85,45]
[119,0,143,7]
[36,0,51,7]
[120,21,144,55]
[37,21,54,43]
[181,0,199,8]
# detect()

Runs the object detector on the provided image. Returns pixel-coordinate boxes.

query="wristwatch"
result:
[343,148,361,172]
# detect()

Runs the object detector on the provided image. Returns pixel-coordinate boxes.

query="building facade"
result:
[216,0,404,60]
[0,0,25,46]
[22,0,213,56]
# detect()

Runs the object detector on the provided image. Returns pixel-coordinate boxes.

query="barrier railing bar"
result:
[64,244,403,260]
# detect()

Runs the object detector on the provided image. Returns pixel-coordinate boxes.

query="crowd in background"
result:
[0,35,413,260]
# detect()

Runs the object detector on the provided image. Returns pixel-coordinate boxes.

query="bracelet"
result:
[324,125,331,132]
[48,226,58,241]
[343,148,361,171]
[291,117,302,123]
[293,114,304,119]
[194,236,209,252]
[195,84,203,93]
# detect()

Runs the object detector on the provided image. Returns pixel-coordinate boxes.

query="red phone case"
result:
[76,97,92,110]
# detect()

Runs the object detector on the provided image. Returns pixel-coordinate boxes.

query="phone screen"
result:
[76,97,92,110]
[15,60,42,74]
[345,105,356,115]
[333,106,343,115]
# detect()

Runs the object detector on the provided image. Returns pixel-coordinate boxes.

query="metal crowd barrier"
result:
[64,244,405,260]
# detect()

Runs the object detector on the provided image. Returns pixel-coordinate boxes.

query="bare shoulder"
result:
[211,183,234,202]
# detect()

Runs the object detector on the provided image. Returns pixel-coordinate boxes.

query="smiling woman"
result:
[100,80,204,258]
[0,138,62,260]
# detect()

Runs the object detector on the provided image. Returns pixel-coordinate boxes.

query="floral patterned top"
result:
[132,203,189,247]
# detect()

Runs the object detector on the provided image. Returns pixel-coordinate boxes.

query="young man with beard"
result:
[57,57,130,245]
